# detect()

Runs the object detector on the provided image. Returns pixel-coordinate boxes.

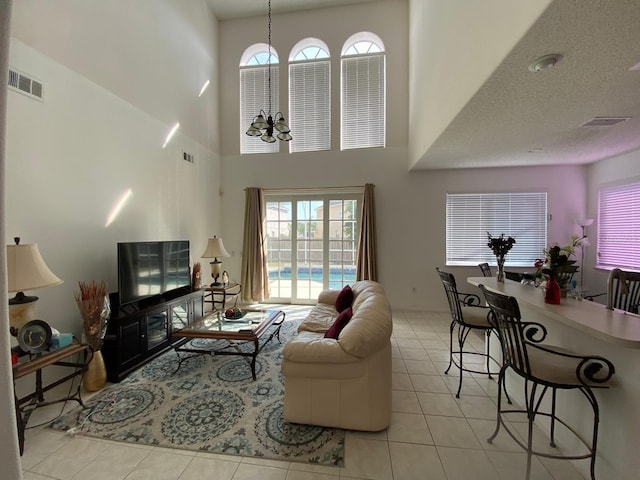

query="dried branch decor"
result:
[75,280,110,351]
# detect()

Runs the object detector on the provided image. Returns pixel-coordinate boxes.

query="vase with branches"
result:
[75,280,110,391]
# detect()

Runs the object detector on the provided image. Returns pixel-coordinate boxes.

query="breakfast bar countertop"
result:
[467,276,640,348]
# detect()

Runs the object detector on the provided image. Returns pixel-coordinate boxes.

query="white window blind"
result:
[341,53,385,150]
[289,60,330,153]
[446,192,548,267]
[597,182,640,269]
[240,65,280,154]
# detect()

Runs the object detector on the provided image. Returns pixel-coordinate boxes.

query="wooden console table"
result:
[203,283,241,311]
[12,342,92,455]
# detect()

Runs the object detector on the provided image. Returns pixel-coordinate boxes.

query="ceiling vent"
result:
[580,117,631,127]
[8,67,44,101]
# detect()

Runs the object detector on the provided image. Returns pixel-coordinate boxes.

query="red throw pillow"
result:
[324,307,353,339]
[335,285,354,312]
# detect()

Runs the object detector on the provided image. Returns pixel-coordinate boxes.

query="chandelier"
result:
[245,0,292,143]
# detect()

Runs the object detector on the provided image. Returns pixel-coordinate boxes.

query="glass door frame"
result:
[265,191,361,304]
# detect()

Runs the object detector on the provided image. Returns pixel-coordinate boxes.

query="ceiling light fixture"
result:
[528,53,563,72]
[245,0,292,143]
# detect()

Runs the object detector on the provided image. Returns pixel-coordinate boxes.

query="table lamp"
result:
[7,237,63,336]
[201,236,230,286]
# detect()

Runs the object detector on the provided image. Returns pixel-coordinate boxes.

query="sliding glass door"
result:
[265,193,359,303]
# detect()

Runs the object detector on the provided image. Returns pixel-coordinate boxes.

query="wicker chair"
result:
[479,284,615,480]
[436,268,502,398]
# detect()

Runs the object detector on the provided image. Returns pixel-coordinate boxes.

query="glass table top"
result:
[178,310,281,335]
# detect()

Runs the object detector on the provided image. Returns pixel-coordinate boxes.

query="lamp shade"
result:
[7,243,63,293]
[576,218,595,227]
[201,236,230,259]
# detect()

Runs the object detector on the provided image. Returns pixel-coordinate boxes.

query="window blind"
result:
[240,65,279,154]
[341,53,385,150]
[446,192,548,267]
[289,60,330,153]
[597,182,640,269]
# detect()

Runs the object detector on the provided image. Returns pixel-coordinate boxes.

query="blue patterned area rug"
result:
[50,306,344,466]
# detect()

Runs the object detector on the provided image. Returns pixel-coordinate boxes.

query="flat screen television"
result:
[117,241,191,306]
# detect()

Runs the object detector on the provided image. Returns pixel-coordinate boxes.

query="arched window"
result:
[289,38,330,153]
[240,44,281,154]
[341,32,386,150]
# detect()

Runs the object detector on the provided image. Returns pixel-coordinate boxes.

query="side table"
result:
[12,342,93,455]
[203,283,242,311]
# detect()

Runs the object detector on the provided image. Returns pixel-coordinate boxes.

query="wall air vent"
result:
[182,151,195,164]
[8,67,44,101]
[581,117,631,127]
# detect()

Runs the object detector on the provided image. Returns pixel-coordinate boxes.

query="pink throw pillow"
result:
[335,285,354,312]
[324,307,353,339]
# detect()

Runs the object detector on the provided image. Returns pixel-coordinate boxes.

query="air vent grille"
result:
[7,67,44,101]
[182,151,195,163]
[581,117,630,127]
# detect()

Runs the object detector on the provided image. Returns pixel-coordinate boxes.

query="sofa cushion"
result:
[324,307,353,339]
[297,303,337,333]
[335,285,354,312]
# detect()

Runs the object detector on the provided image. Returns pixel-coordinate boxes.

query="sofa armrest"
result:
[318,289,339,307]
[283,332,357,364]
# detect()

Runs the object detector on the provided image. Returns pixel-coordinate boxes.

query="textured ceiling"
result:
[207,0,640,170]
[415,0,640,170]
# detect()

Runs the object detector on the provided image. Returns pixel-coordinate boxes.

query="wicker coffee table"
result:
[171,309,285,380]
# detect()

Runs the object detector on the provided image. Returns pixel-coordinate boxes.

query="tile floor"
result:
[19,309,588,480]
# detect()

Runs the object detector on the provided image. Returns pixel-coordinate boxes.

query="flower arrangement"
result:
[75,280,110,351]
[534,234,584,289]
[487,232,516,282]
[487,232,516,257]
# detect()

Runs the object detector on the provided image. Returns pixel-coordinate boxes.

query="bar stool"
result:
[436,268,502,398]
[479,284,615,480]
[478,262,492,277]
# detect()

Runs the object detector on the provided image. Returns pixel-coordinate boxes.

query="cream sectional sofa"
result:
[281,280,393,431]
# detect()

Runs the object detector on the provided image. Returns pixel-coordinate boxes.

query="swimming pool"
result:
[269,266,356,289]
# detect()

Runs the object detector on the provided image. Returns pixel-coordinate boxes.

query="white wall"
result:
[1,0,22,477]
[10,0,219,151]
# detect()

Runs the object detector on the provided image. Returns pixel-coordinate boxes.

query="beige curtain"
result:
[356,183,378,281]
[240,188,269,302]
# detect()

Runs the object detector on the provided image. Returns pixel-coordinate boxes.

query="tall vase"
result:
[79,294,110,392]
[545,275,561,305]
[83,350,107,392]
[496,256,505,283]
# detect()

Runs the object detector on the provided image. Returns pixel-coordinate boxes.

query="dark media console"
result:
[102,287,204,382]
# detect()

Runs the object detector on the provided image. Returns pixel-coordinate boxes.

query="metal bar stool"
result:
[479,284,615,480]
[478,262,492,277]
[436,268,503,398]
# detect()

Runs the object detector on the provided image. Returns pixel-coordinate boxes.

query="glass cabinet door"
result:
[145,310,168,350]
[171,302,190,331]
